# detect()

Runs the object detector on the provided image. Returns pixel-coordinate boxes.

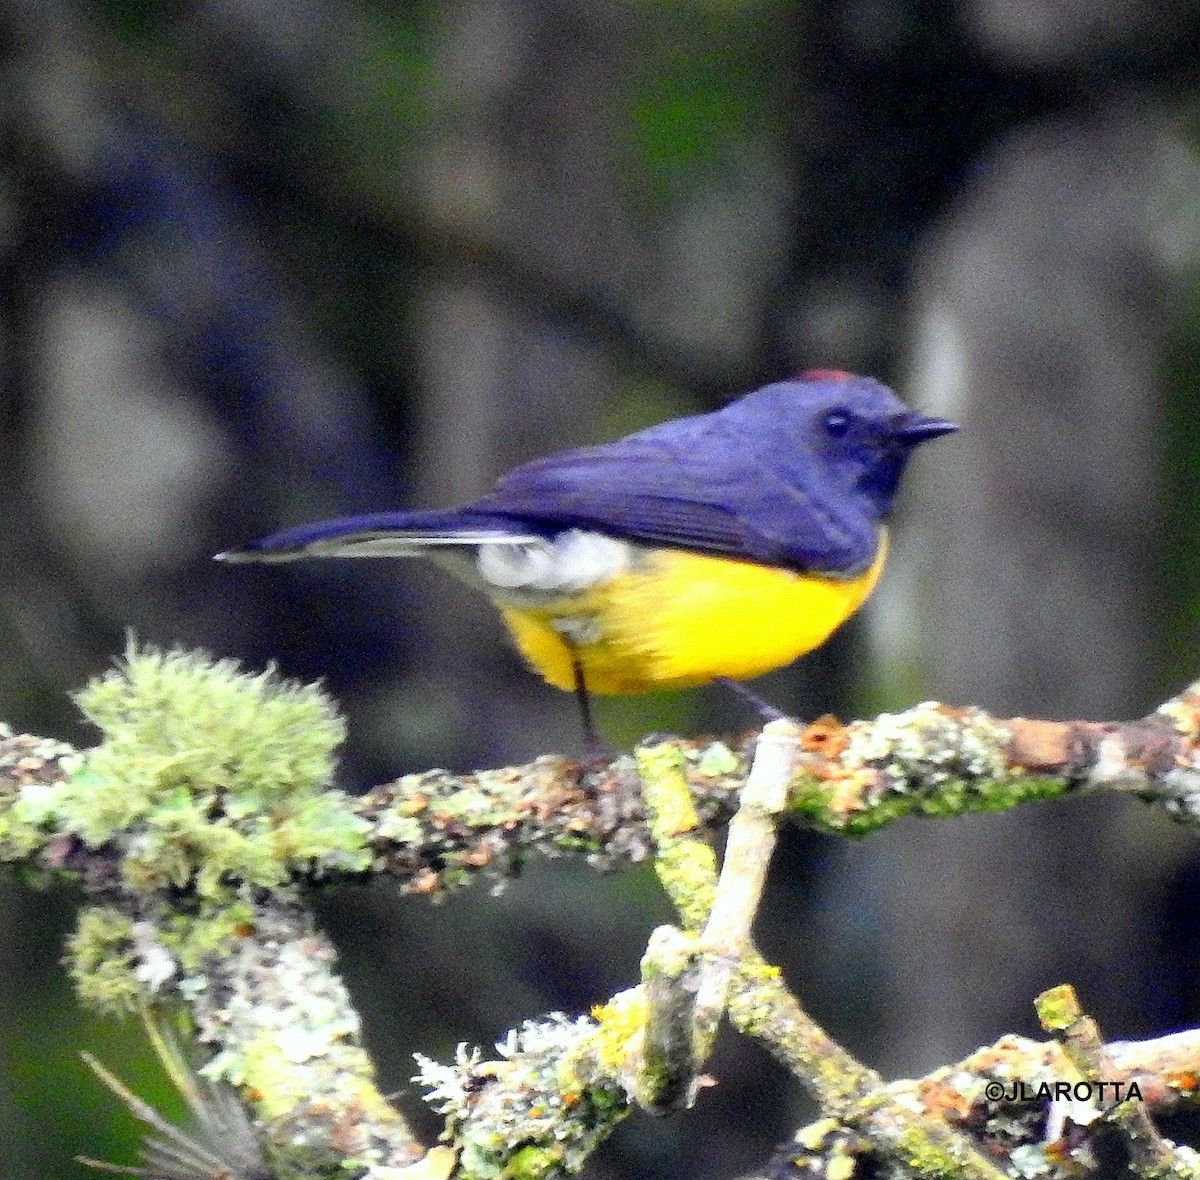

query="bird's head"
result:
[735,370,957,518]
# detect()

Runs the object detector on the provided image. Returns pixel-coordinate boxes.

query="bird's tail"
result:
[215,508,541,563]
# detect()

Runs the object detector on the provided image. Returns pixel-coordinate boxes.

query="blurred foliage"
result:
[627,8,785,196]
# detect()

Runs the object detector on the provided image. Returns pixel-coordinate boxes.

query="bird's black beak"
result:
[892,413,958,444]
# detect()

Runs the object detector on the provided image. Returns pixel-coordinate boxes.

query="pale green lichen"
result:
[39,646,379,1020]
[78,644,343,805]
[28,644,370,902]
[177,896,419,1173]
[693,742,739,777]
[426,776,519,827]
[413,1016,626,1180]
[66,905,143,1014]
[635,744,717,930]
[229,1029,385,1120]
[373,809,425,846]
[161,900,256,974]
[68,896,275,1014]
[843,702,1010,789]
[790,704,1065,836]
[367,761,610,892]
[2,737,84,860]
[1,796,49,860]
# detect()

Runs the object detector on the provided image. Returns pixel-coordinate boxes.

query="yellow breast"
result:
[496,532,888,694]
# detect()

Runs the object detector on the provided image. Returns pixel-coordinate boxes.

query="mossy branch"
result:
[5,647,1200,1178]
[10,675,1200,908]
[762,1001,1200,1180]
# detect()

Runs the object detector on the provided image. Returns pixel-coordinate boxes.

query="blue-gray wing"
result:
[219,420,879,574]
[470,433,877,575]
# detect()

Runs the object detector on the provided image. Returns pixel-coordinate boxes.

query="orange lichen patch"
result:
[960,1036,1059,1077]
[328,1102,368,1153]
[1006,719,1072,772]
[517,781,590,822]
[917,1078,973,1120]
[800,715,850,759]
[1166,1071,1200,1093]
[460,844,495,868]
[961,1046,1007,1073]
[1044,1132,1086,1170]
[408,867,441,895]
[930,704,970,724]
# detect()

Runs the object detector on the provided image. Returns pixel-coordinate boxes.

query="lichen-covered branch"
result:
[7,648,1200,1179]
[409,730,1007,1180]
[1035,985,1196,1179]
[629,735,1009,1180]
[765,1003,1200,1180]
[784,680,1200,835]
[13,676,1200,904]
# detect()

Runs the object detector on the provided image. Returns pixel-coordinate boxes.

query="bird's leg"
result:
[715,676,787,723]
[570,650,609,762]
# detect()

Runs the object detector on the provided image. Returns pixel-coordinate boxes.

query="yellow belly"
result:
[495,533,887,694]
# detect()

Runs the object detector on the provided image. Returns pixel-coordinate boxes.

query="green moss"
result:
[1033,984,1079,1031]
[33,645,368,902]
[506,1144,563,1179]
[789,746,1067,837]
[439,863,474,891]
[75,642,345,816]
[65,906,144,1014]
[845,703,1010,788]
[552,833,601,854]
[161,900,256,974]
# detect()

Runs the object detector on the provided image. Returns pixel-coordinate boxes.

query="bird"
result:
[217,371,956,741]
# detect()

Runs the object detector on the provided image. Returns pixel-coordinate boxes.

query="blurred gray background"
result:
[2,1,1200,1177]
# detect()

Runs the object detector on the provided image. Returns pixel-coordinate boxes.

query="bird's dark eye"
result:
[823,409,852,438]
